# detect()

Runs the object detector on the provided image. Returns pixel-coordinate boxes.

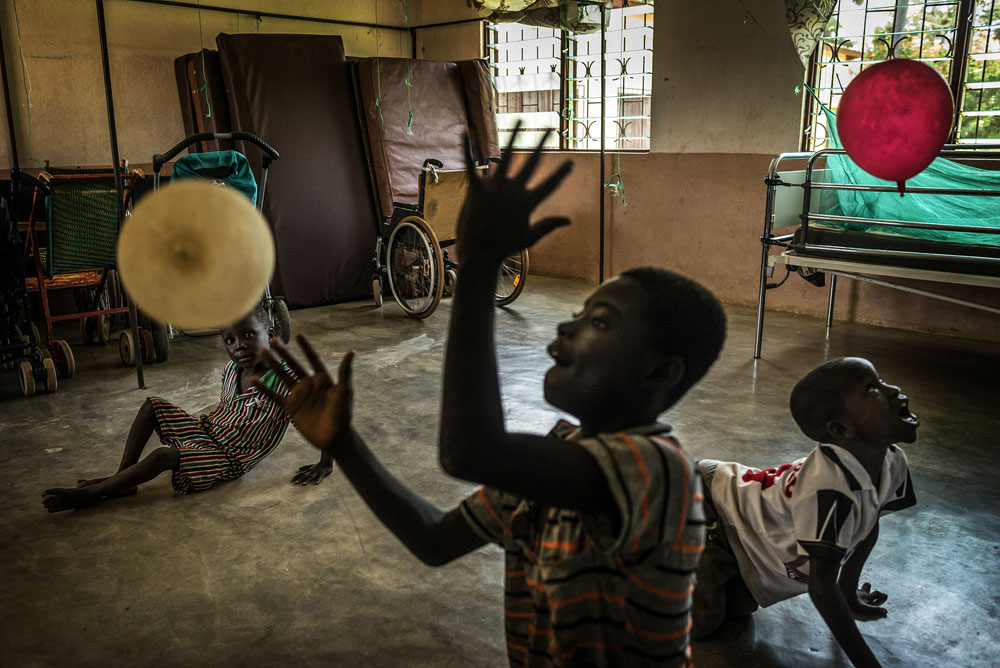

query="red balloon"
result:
[837,59,954,194]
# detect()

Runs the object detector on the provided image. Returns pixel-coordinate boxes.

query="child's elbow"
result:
[438,435,479,481]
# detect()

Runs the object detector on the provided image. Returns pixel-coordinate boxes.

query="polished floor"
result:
[1,275,998,667]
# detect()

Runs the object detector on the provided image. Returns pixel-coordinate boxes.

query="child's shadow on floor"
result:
[691,615,846,668]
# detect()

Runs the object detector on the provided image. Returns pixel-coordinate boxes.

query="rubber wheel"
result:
[97,314,112,344]
[272,298,291,344]
[372,276,383,308]
[386,216,444,319]
[18,360,36,397]
[119,330,134,366]
[141,330,156,364]
[31,321,43,345]
[151,321,170,362]
[443,268,457,297]
[54,340,76,378]
[42,357,58,393]
[495,249,529,306]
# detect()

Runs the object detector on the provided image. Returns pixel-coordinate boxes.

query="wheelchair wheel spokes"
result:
[387,216,444,319]
[495,249,528,306]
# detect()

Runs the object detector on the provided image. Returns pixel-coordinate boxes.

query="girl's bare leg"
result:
[43,446,180,513]
[76,398,158,489]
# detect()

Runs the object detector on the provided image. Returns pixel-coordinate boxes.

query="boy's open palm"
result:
[254,336,354,453]
[457,123,572,264]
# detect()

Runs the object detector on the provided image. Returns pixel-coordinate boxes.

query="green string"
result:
[400,0,413,135]
[374,0,385,132]
[602,10,626,206]
[197,0,212,118]
[11,0,42,166]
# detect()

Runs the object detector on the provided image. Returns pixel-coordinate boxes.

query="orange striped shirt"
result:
[460,421,704,667]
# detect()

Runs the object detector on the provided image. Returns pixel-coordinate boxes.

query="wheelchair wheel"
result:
[270,298,291,344]
[386,216,444,319]
[495,249,529,306]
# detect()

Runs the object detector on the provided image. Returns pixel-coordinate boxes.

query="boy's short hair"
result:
[620,267,726,407]
[789,359,852,442]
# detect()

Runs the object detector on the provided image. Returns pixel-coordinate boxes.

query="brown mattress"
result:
[353,57,499,220]
[173,50,234,154]
[216,33,380,307]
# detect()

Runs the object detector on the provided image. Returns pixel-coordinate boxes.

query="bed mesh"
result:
[822,108,1000,248]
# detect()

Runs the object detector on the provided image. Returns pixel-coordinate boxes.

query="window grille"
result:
[486,3,654,150]
[806,0,1000,149]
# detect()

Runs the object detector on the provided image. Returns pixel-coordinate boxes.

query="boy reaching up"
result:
[256,127,727,667]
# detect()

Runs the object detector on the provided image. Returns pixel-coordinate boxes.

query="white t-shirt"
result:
[707,443,916,607]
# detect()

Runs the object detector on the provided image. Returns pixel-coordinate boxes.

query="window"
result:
[806,0,1000,149]
[486,3,654,150]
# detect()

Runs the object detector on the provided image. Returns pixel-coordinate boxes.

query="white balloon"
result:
[117,180,275,330]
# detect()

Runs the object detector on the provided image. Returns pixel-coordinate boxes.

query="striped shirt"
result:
[460,421,704,668]
[150,360,291,493]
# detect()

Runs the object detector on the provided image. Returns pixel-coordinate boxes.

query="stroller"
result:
[1,174,58,396]
[150,132,290,344]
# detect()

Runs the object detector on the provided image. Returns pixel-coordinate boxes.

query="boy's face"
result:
[835,358,918,446]
[220,315,271,371]
[544,277,662,423]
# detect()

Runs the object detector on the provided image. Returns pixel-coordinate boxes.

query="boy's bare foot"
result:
[42,488,98,513]
[75,478,138,498]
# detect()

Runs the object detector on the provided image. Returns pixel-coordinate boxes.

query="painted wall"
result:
[0,0,410,169]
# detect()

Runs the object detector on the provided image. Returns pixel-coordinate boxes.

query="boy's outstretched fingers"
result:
[251,374,286,409]
[525,216,572,248]
[268,338,310,381]
[294,334,332,379]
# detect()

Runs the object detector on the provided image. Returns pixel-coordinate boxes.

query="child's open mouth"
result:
[897,400,919,426]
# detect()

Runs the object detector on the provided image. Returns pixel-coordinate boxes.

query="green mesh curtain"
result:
[823,108,1000,247]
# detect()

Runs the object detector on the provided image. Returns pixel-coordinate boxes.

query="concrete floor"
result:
[1,275,998,668]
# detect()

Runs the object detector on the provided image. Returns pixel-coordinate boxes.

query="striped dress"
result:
[149,361,291,494]
[460,421,705,668]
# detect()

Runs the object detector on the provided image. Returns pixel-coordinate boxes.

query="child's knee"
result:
[150,446,180,469]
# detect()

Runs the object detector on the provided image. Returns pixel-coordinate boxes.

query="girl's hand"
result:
[253,335,355,454]
[456,122,573,265]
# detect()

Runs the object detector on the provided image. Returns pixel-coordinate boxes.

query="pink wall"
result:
[516,151,1000,343]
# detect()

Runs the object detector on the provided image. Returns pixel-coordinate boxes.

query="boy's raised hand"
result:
[253,335,355,454]
[457,122,573,264]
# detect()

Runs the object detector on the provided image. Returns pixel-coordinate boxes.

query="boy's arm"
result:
[438,128,616,516]
[808,555,884,668]
[838,523,889,616]
[255,338,486,566]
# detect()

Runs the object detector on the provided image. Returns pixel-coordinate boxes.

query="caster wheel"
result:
[443,268,457,297]
[271,298,291,344]
[97,314,112,344]
[53,340,76,378]
[372,277,383,308]
[152,321,170,362]
[18,360,36,397]
[119,330,134,366]
[42,357,58,393]
[141,330,156,364]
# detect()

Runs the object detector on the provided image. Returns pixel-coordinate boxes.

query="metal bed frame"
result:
[754,146,1000,358]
